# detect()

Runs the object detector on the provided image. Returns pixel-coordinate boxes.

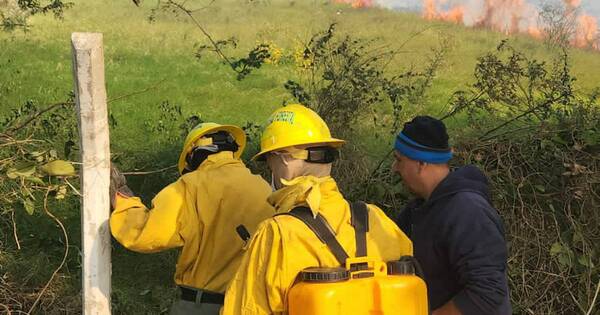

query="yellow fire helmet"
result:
[252,104,345,160]
[178,122,247,174]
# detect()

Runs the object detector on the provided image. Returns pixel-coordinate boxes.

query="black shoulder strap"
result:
[350,201,369,257]
[283,206,350,265]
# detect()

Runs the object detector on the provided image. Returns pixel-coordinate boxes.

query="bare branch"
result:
[165,0,236,69]
[26,188,70,314]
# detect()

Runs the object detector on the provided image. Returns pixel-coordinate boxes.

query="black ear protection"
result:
[182,131,240,174]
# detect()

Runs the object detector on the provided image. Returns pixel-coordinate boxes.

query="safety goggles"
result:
[268,146,339,164]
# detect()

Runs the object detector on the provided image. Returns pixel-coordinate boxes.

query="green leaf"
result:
[577,255,594,268]
[582,130,600,146]
[550,242,563,256]
[6,162,36,179]
[29,151,46,162]
[25,176,45,185]
[23,199,35,215]
[40,160,76,176]
[551,135,567,146]
[572,231,584,244]
[558,253,572,268]
[30,151,44,158]
[139,289,151,296]
[534,185,545,193]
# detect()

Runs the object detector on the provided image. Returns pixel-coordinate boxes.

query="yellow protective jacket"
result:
[222,175,413,314]
[110,151,275,293]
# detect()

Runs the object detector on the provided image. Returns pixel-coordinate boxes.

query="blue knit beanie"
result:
[394,116,452,164]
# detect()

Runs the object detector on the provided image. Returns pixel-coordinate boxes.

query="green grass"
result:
[3,0,599,156]
[1,0,600,313]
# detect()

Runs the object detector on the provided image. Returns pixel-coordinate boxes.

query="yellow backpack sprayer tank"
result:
[280,202,428,315]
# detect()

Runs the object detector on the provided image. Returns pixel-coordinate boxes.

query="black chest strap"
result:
[277,201,370,266]
[350,201,369,258]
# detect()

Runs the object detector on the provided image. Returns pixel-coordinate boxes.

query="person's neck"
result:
[422,167,450,200]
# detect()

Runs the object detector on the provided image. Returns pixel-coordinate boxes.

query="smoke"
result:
[573,14,599,49]
[337,0,600,50]
[560,0,599,48]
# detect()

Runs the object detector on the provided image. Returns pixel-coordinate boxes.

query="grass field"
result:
[1,0,600,313]
[3,0,600,155]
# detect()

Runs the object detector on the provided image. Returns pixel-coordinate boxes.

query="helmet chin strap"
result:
[270,173,277,191]
[269,153,291,191]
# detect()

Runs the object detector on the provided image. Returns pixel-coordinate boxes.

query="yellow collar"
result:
[199,151,237,169]
[268,175,339,217]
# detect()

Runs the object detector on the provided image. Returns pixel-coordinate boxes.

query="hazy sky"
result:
[376,0,600,18]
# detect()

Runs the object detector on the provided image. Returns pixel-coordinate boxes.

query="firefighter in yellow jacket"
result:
[109,123,274,315]
[222,104,414,314]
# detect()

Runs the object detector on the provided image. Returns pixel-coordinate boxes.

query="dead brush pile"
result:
[454,114,600,314]
[0,271,80,314]
[328,40,600,314]
[429,42,600,314]
[447,42,600,314]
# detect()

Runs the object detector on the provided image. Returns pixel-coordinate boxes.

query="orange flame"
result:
[573,14,599,49]
[334,0,372,9]
[561,0,599,49]
[422,0,464,24]
[335,0,599,51]
[419,0,599,51]
[423,0,437,20]
[470,0,538,35]
[439,6,465,24]
[563,0,582,10]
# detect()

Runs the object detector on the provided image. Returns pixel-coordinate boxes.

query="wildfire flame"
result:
[423,0,465,24]
[334,0,599,51]
[334,0,373,8]
[420,0,599,50]
[562,0,599,49]
[574,14,599,49]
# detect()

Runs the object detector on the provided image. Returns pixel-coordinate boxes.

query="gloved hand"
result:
[109,164,134,209]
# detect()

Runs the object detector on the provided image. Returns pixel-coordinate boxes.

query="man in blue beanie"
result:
[392,116,512,315]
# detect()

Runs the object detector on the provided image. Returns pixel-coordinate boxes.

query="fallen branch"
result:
[586,280,600,315]
[165,0,236,69]
[107,79,166,104]
[122,164,176,175]
[4,102,73,136]
[478,96,560,140]
[11,209,20,250]
[189,0,215,13]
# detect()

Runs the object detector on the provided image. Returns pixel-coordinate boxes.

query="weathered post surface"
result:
[71,32,111,315]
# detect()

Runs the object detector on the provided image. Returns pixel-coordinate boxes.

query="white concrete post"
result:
[71,32,112,315]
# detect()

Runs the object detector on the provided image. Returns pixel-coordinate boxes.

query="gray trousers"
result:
[170,287,223,315]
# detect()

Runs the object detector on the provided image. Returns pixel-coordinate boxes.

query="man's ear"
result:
[417,161,427,174]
